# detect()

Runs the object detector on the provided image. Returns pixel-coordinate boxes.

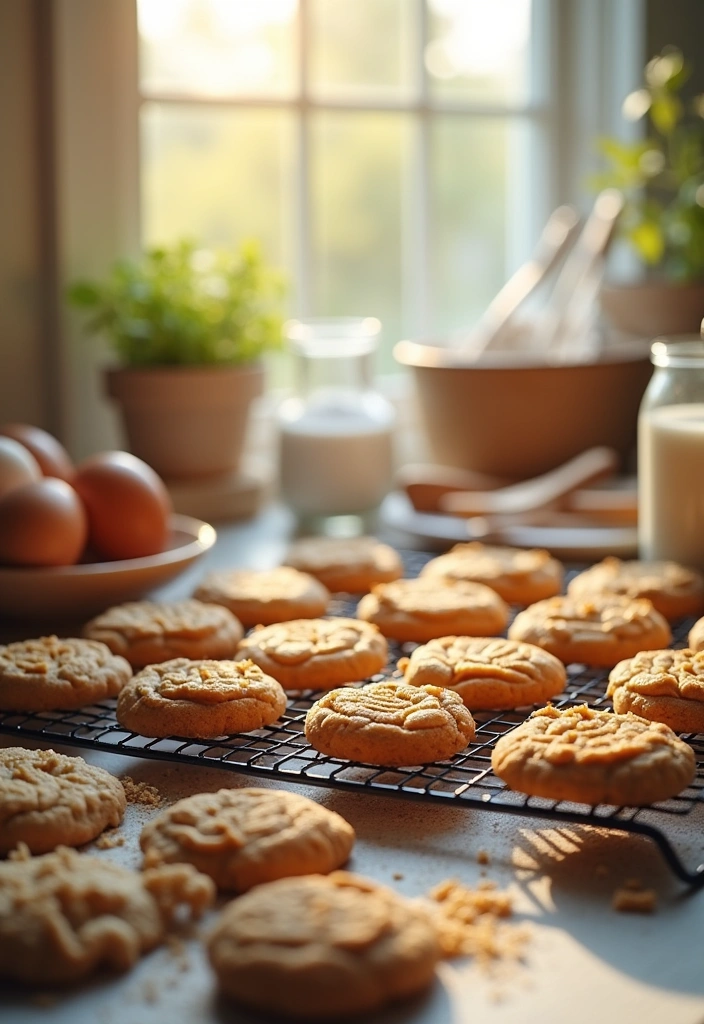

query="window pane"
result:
[138,0,298,98]
[310,112,411,372]
[309,0,417,102]
[141,103,295,270]
[426,0,532,104]
[429,117,509,334]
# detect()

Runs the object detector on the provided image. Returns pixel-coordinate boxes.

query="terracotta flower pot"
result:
[105,364,264,480]
[600,280,704,338]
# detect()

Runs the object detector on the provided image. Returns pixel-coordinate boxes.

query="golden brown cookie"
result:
[83,599,244,668]
[206,871,440,1019]
[0,846,214,986]
[283,535,403,593]
[507,594,672,667]
[115,658,287,739]
[607,648,704,732]
[0,635,132,711]
[357,577,509,644]
[688,616,704,652]
[236,617,388,690]
[140,787,355,891]
[491,703,696,805]
[399,636,567,710]
[567,557,704,621]
[305,680,475,766]
[194,566,329,628]
[0,746,126,855]
[421,542,563,605]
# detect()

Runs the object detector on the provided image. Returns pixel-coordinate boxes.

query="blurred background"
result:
[1,0,703,459]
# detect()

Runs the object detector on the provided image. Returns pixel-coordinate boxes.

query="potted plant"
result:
[596,47,704,337]
[69,239,285,479]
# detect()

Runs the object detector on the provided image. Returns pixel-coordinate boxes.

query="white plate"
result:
[0,514,217,620]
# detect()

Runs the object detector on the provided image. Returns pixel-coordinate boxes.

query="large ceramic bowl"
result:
[394,339,652,479]
[0,514,216,620]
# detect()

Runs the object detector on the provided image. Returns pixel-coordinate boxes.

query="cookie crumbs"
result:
[121,776,163,807]
[612,884,657,914]
[476,849,491,865]
[427,878,529,967]
[392,872,404,881]
[95,829,125,849]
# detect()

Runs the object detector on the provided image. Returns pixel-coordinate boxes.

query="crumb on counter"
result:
[477,849,491,865]
[121,776,163,807]
[95,829,125,850]
[427,878,529,966]
[612,884,657,914]
[392,872,404,881]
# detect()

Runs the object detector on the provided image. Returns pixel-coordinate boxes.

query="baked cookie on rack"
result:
[0,846,214,986]
[508,594,672,667]
[420,542,563,605]
[206,871,440,1019]
[116,658,286,739]
[357,577,509,644]
[236,617,388,690]
[282,535,403,593]
[607,648,704,733]
[491,703,696,805]
[689,616,704,652]
[305,680,475,766]
[0,746,126,854]
[399,636,566,710]
[0,635,132,711]
[567,557,704,621]
[83,599,244,668]
[194,566,329,627]
[140,788,355,891]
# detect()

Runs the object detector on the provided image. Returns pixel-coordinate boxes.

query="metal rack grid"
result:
[1,552,703,888]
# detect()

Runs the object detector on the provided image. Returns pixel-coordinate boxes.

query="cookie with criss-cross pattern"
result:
[567,557,704,621]
[236,617,387,690]
[305,680,475,766]
[282,535,403,593]
[399,636,566,709]
[421,542,563,605]
[508,594,671,667]
[607,648,704,733]
[194,567,329,628]
[491,703,695,805]
[140,787,355,891]
[206,871,440,1019]
[116,658,286,738]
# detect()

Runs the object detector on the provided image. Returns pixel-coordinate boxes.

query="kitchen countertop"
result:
[2,504,704,1024]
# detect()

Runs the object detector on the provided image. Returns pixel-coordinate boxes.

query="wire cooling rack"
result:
[1,551,703,888]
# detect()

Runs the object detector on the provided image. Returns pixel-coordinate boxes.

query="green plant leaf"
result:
[628,221,665,264]
[650,94,683,135]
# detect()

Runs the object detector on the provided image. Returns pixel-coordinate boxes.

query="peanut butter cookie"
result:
[567,557,704,621]
[607,648,704,733]
[194,566,329,627]
[140,787,355,891]
[0,635,132,711]
[688,615,704,652]
[357,577,509,644]
[508,594,671,667]
[0,846,214,986]
[0,746,126,854]
[83,599,244,667]
[400,636,566,710]
[116,658,287,739]
[236,617,388,690]
[305,680,475,766]
[206,871,440,1019]
[283,535,403,593]
[491,703,696,805]
[421,542,563,605]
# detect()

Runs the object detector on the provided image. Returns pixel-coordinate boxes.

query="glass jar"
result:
[638,337,704,569]
[278,317,396,533]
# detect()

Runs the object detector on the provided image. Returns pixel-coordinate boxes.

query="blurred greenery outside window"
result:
[137,0,545,378]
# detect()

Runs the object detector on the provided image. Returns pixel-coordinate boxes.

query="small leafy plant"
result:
[69,239,286,366]
[595,48,704,282]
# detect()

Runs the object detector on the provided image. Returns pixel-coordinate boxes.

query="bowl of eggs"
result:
[0,425,216,619]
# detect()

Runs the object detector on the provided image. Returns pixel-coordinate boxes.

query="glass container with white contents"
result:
[638,336,704,569]
[278,317,396,533]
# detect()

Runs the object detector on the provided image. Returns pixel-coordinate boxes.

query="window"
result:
[137,0,552,370]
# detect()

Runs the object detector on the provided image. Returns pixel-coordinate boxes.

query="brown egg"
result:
[74,451,172,560]
[0,423,74,481]
[0,436,42,501]
[0,479,87,566]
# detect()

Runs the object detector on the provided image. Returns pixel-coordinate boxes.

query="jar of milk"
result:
[638,336,704,569]
[278,317,396,532]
